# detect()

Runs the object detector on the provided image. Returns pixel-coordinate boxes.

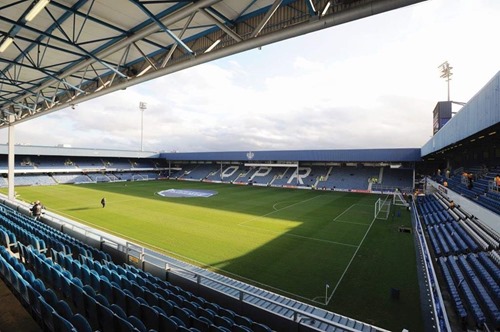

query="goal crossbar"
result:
[374,196,391,220]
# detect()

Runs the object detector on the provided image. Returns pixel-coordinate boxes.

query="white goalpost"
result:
[374,196,391,220]
[392,191,410,207]
[94,175,110,183]
[131,174,147,181]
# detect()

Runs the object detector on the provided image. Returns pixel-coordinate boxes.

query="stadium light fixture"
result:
[0,36,14,52]
[438,61,453,101]
[139,102,147,151]
[321,1,331,17]
[25,0,50,22]
[204,39,221,53]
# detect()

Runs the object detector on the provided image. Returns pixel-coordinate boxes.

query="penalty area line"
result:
[238,195,324,227]
[325,213,378,305]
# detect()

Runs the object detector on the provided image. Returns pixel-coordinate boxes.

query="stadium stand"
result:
[435,165,500,215]
[415,192,500,331]
[176,164,216,181]
[316,166,378,191]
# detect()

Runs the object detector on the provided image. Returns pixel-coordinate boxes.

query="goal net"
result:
[95,175,110,183]
[131,174,147,181]
[374,196,391,220]
[393,191,409,207]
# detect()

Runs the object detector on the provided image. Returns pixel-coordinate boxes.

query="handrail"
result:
[411,200,451,332]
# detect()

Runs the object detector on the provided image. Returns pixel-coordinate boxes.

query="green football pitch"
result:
[7,180,423,331]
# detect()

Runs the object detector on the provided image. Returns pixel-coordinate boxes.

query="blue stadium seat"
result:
[71,282,86,313]
[110,303,128,319]
[159,313,180,330]
[233,314,252,328]
[96,301,116,332]
[173,305,194,327]
[112,285,127,309]
[140,303,160,331]
[70,313,93,332]
[128,315,148,332]
[43,288,59,307]
[214,315,234,330]
[83,292,100,329]
[192,316,211,332]
[55,299,74,321]
[158,297,174,317]
[125,293,142,318]
[53,311,77,332]
[39,296,56,331]
[115,315,137,332]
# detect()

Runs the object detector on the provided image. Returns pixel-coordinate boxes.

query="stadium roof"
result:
[0,0,425,128]
[160,148,422,162]
[0,143,160,158]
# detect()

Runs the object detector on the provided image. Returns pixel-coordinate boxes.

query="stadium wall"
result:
[421,71,500,156]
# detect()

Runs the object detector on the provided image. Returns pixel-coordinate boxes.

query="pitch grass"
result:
[8,180,423,331]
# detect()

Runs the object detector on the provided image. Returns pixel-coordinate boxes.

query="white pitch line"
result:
[325,213,378,305]
[333,219,370,226]
[238,223,358,248]
[238,195,324,227]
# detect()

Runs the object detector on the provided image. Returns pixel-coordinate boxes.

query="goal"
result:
[374,196,391,220]
[131,174,147,181]
[392,191,409,207]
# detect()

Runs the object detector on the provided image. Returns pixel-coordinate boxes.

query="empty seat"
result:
[70,313,93,332]
[128,315,148,332]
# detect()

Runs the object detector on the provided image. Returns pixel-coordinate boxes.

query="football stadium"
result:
[0,1,499,332]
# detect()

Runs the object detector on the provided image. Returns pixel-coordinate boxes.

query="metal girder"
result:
[130,0,196,56]
[0,0,427,127]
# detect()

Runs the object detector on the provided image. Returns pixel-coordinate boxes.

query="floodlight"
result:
[204,39,221,53]
[0,37,14,52]
[321,1,331,17]
[25,0,50,22]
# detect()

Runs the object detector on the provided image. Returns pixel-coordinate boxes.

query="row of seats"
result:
[417,194,500,330]
[23,243,271,332]
[437,258,468,323]
[0,245,93,332]
[417,195,499,251]
[445,255,500,327]
[427,224,470,256]
[0,205,110,261]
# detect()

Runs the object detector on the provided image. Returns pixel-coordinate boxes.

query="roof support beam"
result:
[199,9,243,42]
[130,0,195,56]
[251,0,283,38]
[10,0,221,106]
[305,0,317,16]
[160,11,196,68]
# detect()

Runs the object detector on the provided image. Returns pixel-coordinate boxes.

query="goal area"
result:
[374,196,391,220]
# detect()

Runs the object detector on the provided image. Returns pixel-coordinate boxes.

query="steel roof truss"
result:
[159,11,196,69]
[199,8,243,42]
[305,0,317,16]
[251,0,284,38]
[130,0,195,56]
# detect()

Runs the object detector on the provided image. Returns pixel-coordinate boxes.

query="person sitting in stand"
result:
[31,200,43,220]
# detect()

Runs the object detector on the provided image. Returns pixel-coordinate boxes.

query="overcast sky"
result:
[2,0,499,152]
